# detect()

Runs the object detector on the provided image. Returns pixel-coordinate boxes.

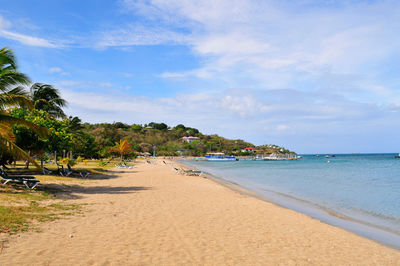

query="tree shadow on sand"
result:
[39,168,140,181]
[38,183,151,199]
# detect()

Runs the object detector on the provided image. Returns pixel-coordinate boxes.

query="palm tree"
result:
[110,139,133,160]
[0,47,30,91]
[30,83,67,118]
[0,47,46,168]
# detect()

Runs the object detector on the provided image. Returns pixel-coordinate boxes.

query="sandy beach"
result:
[1,159,400,265]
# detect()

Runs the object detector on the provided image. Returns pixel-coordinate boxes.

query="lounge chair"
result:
[182,169,202,176]
[173,167,182,174]
[56,163,68,176]
[115,161,134,169]
[67,164,90,178]
[42,167,54,175]
[0,167,40,189]
[173,167,202,176]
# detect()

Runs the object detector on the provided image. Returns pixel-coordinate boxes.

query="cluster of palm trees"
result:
[0,47,67,167]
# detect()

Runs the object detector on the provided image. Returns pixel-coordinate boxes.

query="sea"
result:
[182,153,400,249]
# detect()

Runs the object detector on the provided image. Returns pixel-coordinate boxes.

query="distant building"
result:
[183,136,200,143]
[241,147,255,153]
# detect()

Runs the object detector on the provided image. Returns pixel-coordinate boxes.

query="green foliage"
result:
[60,158,76,167]
[11,108,73,154]
[82,122,269,157]
[148,122,168,130]
[71,131,98,158]
[98,158,112,166]
[76,156,83,163]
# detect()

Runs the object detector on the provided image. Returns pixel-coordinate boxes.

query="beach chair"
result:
[0,167,40,189]
[182,169,202,176]
[121,161,133,169]
[42,167,54,175]
[56,163,67,176]
[67,164,90,178]
[115,161,133,169]
[173,167,183,174]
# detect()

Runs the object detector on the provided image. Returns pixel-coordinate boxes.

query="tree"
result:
[0,47,46,168]
[109,139,133,160]
[29,83,67,118]
[148,122,168,130]
[0,47,30,91]
[12,108,72,165]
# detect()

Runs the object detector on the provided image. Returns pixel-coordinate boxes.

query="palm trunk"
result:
[25,150,31,169]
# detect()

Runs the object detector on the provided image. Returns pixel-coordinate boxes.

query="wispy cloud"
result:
[0,15,61,48]
[113,0,400,100]
[49,67,69,75]
[95,24,189,48]
[0,29,60,48]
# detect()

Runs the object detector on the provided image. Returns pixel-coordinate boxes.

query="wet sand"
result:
[1,159,400,265]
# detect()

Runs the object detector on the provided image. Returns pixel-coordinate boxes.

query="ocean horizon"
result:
[182,153,400,249]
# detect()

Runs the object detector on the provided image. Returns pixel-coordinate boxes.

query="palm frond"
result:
[0,47,17,69]
[0,137,41,169]
[0,111,48,138]
[30,83,67,118]
[0,92,33,110]
[0,71,31,91]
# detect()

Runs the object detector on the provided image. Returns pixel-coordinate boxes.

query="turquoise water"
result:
[183,154,400,248]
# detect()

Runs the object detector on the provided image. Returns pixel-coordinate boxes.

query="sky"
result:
[1,0,400,154]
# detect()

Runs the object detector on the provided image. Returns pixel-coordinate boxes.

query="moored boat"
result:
[205,153,237,161]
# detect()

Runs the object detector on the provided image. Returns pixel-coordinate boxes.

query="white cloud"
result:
[119,72,134,78]
[49,67,69,76]
[111,0,400,103]
[0,14,61,48]
[95,24,189,48]
[158,72,187,80]
[99,82,113,88]
[0,29,59,48]
[0,15,11,29]
[49,67,62,73]
[277,124,289,132]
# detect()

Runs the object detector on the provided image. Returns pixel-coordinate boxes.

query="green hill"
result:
[83,122,295,158]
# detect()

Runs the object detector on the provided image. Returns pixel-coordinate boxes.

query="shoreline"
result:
[1,158,400,264]
[178,158,400,250]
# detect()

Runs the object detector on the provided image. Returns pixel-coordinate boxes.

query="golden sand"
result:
[1,159,399,265]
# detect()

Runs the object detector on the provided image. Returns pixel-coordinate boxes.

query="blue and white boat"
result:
[205,153,237,161]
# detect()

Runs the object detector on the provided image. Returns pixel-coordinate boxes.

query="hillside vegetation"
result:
[83,122,295,158]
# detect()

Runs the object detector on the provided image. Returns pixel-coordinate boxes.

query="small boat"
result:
[331,155,336,157]
[205,153,237,161]
[395,153,400,159]
[325,155,330,158]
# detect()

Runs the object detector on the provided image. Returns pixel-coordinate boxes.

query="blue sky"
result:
[1,0,400,153]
